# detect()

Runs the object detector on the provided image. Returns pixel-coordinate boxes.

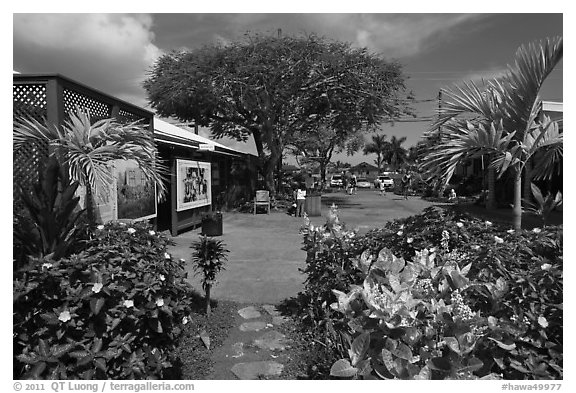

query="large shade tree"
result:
[13,108,167,225]
[144,33,412,195]
[420,37,563,229]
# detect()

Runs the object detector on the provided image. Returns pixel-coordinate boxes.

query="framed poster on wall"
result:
[114,159,157,221]
[176,159,211,211]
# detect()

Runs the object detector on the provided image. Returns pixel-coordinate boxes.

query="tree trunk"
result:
[205,284,211,317]
[523,159,532,202]
[486,166,496,210]
[513,166,523,230]
[85,184,96,225]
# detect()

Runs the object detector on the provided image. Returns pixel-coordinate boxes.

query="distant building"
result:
[349,162,380,179]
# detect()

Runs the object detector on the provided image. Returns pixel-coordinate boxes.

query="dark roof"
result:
[350,162,379,171]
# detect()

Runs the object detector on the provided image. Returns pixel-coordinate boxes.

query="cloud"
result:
[13,14,163,107]
[152,13,484,59]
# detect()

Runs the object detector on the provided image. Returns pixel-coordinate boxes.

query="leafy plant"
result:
[522,182,562,226]
[190,236,229,316]
[13,222,194,379]
[295,205,562,380]
[13,156,87,268]
[13,107,168,225]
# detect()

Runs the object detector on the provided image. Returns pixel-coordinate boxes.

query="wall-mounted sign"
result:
[198,144,215,151]
[176,159,211,211]
[115,159,157,221]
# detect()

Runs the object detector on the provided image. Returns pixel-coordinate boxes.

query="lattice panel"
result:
[117,108,146,125]
[13,83,49,213]
[13,84,47,122]
[63,88,111,122]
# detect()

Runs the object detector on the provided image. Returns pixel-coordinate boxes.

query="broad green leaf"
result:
[330,359,357,378]
[38,339,49,358]
[90,297,105,315]
[356,358,373,377]
[349,332,370,366]
[428,357,452,371]
[413,365,431,380]
[488,337,516,350]
[52,343,74,358]
[391,342,413,361]
[445,337,461,355]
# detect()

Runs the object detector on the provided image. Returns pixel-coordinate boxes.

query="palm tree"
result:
[14,107,168,225]
[387,136,408,170]
[420,37,563,230]
[363,134,388,172]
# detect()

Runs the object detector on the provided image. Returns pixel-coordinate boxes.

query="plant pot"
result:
[201,213,223,236]
[304,195,321,217]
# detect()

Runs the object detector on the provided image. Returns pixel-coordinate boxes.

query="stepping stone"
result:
[238,306,261,319]
[272,316,288,326]
[253,331,289,351]
[239,321,268,332]
[231,361,284,380]
[262,304,281,316]
[231,342,244,358]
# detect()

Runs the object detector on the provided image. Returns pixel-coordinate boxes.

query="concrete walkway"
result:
[166,211,308,304]
[166,189,440,304]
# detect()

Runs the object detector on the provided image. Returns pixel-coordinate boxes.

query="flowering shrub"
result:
[13,221,195,379]
[297,206,562,380]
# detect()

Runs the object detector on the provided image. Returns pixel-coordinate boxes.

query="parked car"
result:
[356,178,372,188]
[330,174,343,188]
[375,175,394,190]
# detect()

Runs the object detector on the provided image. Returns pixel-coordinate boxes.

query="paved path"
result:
[166,189,439,304]
[165,190,440,379]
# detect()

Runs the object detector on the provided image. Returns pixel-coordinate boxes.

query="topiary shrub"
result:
[13,221,196,379]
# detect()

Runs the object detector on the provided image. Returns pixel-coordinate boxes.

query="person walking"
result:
[379,177,387,196]
[401,173,412,200]
[350,174,357,195]
[342,171,348,193]
[294,183,307,217]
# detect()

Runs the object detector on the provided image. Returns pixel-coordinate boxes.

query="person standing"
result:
[294,183,307,217]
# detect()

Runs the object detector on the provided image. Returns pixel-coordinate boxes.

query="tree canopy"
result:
[144,33,412,193]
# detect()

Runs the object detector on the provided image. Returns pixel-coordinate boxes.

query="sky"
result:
[12,11,563,165]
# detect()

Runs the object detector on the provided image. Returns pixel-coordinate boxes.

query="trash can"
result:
[304,195,321,217]
[201,212,223,236]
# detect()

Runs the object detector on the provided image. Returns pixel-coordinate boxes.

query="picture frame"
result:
[176,159,212,211]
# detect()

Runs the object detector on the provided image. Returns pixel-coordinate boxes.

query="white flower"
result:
[456,222,464,228]
[485,221,492,226]
[149,230,156,236]
[41,263,53,270]
[538,316,549,328]
[92,283,103,293]
[494,236,504,244]
[156,298,164,307]
[429,247,437,253]
[507,229,515,234]
[159,274,166,281]
[541,263,552,271]
[58,310,71,322]
[127,227,136,235]
[397,231,403,236]
[182,316,189,325]
[164,252,171,260]
[123,300,134,308]
[400,224,405,230]
[407,237,414,244]
[532,228,542,234]
[97,225,105,230]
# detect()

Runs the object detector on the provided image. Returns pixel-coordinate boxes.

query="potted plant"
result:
[190,235,229,316]
[201,210,223,236]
